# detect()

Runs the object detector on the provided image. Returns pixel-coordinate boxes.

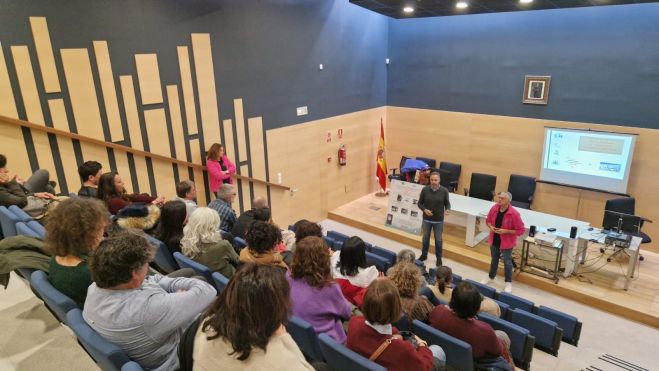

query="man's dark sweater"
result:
[231,209,255,239]
[417,185,451,222]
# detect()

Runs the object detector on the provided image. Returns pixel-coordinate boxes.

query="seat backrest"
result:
[399,156,410,171]
[465,279,497,299]
[507,174,536,209]
[172,252,215,287]
[232,237,247,251]
[0,206,20,237]
[327,231,350,243]
[66,309,132,371]
[491,298,510,319]
[9,204,34,222]
[27,220,46,239]
[392,312,410,332]
[211,272,229,294]
[477,312,535,370]
[177,314,202,371]
[439,161,462,184]
[29,270,79,324]
[318,333,386,371]
[369,246,397,266]
[146,236,179,274]
[365,251,390,272]
[605,197,635,215]
[286,315,324,361]
[120,361,144,371]
[16,221,41,239]
[496,292,535,313]
[469,173,497,201]
[416,156,436,169]
[323,236,337,250]
[412,320,474,371]
[510,308,562,356]
[437,168,452,189]
[536,305,581,346]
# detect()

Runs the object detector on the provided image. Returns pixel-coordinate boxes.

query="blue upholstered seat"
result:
[29,270,78,324]
[318,333,386,371]
[286,315,324,361]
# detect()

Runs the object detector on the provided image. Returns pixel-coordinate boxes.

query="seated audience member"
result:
[346,279,445,371]
[389,262,434,323]
[331,236,379,307]
[240,220,287,269]
[181,207,239,278]
[84,231,216,371]
[97,171,164,215]
[429,282,513,368]
[77,161,102,198]
[43,198,109,308]
[231,196,269,239]
[194,264,313,371]
[386,249,429,282]
[172,180,197,217]
[207,183,237,232]
[292,220,323,252]
[287,236,352,343]
[153,200,187,255]
[431,266,500,317]
[0,154,56,208]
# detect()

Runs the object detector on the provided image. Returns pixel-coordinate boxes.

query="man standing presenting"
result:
[417,172,450,266]
[481,192,525,293]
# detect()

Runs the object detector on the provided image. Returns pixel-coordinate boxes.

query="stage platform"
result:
[328,193,659,329]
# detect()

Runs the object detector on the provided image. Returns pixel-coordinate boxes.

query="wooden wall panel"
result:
[248,116,267,197]
[189,138,207,206]
[119,76,143,150]
[191,33,221,147]
[11,45,57,183]
[135,54,163,105]
[386,106,659,253]
[143,108,170,157]
[113,151,133,193]
[177,46,197,135]
[233,99,248,161]
[48,99,80,192]
[60,48,104,140]
[239,164,251,213]
[93,41,123,142]
[29,17,60,93]
[0,122,32,183]
[166,85,186,160]
[0,43,19,118]
[222,119,236,164]
[151,158,176,199]
[132,155,151,195]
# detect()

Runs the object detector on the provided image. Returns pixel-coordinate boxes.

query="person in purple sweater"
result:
[287,236,353,343]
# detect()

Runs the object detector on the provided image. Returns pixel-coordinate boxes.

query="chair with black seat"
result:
[603,197,651,261]
[465,173,497,201]
[439,162,461,193]
[436,168,452,190]
[388,156,410,181]
[415,156,436,169]
[507,174,536,209]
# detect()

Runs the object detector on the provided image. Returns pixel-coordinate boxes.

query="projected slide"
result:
[544,131,631,180]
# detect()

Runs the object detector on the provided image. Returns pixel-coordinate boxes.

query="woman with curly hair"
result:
[181,207,239,278]
[194,264,313,370]
[389,262,435,323]
[97,171,164,215]
[240,220,287,269]
[44,197,109,308]
[287,236,352,343]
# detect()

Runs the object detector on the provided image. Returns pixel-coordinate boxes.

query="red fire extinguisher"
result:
[338,144,347,166]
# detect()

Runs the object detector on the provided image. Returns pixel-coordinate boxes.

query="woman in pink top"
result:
[481,191,525,293]
[207,143,236,197]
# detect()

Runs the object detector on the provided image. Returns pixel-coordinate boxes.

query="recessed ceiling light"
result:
[520,0,533,4]
[456,1,469,9]
[403,6,415,13]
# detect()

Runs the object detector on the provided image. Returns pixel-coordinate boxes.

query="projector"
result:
[604,232,631,248]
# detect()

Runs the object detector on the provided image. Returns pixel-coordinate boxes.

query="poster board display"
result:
[385,179,424,234]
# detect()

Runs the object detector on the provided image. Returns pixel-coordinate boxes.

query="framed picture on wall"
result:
[523,75,551,105]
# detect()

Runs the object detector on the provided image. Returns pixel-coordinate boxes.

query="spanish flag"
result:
[376,119,387,191]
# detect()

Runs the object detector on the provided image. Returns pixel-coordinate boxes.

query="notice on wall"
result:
[385,179,424,235]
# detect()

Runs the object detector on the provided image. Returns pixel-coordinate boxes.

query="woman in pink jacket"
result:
[481,191,525,293]
[206,143,235,198]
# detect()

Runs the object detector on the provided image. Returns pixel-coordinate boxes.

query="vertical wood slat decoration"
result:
[0,43,19,118]
[247,116,267,198]
[166,85,187,161]
[239,164,251,213]
[11,45,58,181]
[177,46,198,135]
[143,108,171,157]
[93,41,124,142]
[48,98,80,192]
[222,119,236,164]
[189,138,207,206]
[113,151,133,193]
[191,33,220,148]
[29,17,60,93]
[135,53,163,105]
[119,75,150,194]
[151,158,176,199]
[233,98,248,162]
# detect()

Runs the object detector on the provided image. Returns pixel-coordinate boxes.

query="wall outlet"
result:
[296,106,308,116]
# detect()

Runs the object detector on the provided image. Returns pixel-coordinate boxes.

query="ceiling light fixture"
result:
[520,0,533,4]
[403,6,415,13]
[456,1,469,9]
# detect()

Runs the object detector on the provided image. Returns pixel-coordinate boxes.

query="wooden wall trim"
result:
[0,114,290,191]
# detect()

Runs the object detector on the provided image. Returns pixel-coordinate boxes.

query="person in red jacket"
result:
[206,143,235,198]
[481,191,525,293]
[346,279,445,371]
[96,172,164,215]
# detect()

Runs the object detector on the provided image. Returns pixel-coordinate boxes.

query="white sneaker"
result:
[504,282,512,293]
[480,277,493,285]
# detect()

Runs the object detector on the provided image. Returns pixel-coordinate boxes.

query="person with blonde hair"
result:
[181,207,239,278]
[389,262,434,323]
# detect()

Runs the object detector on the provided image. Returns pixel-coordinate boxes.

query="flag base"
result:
[375,190,389,197]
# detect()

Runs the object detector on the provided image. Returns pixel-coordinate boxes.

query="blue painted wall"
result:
[387,4,659,129]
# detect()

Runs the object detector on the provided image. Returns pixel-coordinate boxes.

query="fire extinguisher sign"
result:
[337,128,343,139]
